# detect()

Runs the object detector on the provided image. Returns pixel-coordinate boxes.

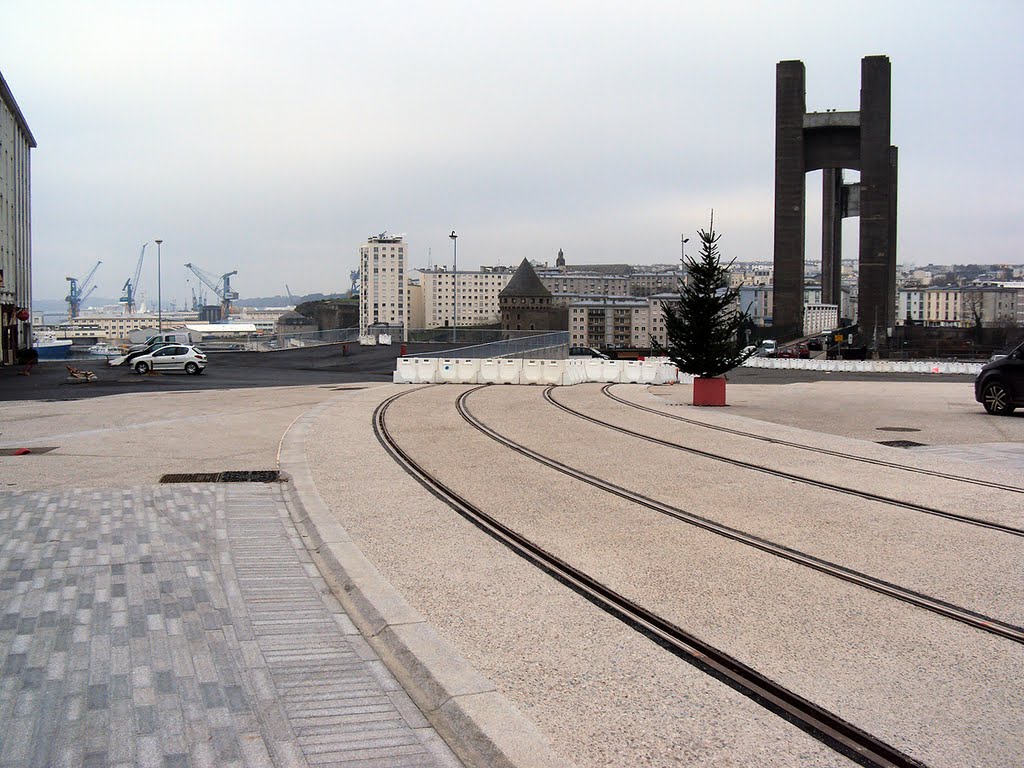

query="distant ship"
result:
[87,342,124,357]
[33,330,73,360]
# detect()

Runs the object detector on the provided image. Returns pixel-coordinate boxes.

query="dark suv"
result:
[975,340,1024,415]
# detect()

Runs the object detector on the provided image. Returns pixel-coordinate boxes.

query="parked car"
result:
[569,347,611,359]
[975,340,1024,415]
[132,344,208,375]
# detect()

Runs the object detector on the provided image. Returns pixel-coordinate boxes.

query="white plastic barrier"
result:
[359,335,377,346]
[655,362,678,384]
[542,360,565,385]
[457,358,480,383]
[522,360,544,385]
[640,361,659,384]
[623,361,643,383]
[498,359,522,384]
[583,359,604,382]
[378,334,392,346]
[600,360,622,383]
[479,358,500,384]
[415,357,438,383]
[569,359,587,385]
[438,359,459,383]
[393,358,417,383]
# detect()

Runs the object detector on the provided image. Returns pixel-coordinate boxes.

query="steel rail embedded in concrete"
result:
[277,393,570,768]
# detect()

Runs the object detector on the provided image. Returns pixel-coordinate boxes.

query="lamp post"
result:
[681,234,689,264]
[155,239,163,332]
[449,230,458,342]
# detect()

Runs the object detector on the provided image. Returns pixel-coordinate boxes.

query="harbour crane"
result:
[190,285,208,311]
[65,260,102,319]
[349,269,360,297]
[184,263,238,321]
[119,243,148,314]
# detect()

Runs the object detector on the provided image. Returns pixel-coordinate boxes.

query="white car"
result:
[132,344,207,375]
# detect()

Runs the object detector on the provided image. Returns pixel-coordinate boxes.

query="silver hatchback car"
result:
[132,344,207,375]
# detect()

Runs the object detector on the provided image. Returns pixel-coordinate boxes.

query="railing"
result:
[413,331,570,360]
[203,327,362,352]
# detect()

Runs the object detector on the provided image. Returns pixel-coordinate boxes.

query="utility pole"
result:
[449,231,458,342]
[155,239,163,332]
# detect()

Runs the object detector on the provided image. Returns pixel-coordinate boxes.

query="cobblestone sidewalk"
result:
[0,484,459,768]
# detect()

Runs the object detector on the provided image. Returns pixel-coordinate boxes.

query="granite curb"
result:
[276,398,570,768]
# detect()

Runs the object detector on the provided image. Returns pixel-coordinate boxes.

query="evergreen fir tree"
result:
[654,215,751,378]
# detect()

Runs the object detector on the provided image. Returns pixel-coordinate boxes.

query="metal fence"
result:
[204,327,362,352]
[412,331,570,360]
[213,326,568,359]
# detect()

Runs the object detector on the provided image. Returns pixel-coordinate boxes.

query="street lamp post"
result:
[155,239,163,332]
[449,230,458,342]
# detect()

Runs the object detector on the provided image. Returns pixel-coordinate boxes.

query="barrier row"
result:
[742,357,983,375]
[393,355,983,385]
[393,357,683,386]
[359,334,393,346]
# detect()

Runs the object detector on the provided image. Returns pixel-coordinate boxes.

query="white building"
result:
[897,289,925,324]
[359,234,407,335]
[414,266,513,329]
[238,307,292,334]
[0,69,35,365]
[55,311,200,342]
[803,304,839,335]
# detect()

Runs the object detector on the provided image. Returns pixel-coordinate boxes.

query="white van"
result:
[129,330,199,353]
[758,339,777,357]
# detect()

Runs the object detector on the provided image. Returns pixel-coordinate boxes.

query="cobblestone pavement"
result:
[0,483,459,768]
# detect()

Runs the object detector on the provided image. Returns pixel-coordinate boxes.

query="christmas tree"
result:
[656,215,751,378]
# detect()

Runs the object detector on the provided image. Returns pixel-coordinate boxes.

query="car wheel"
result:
[134,361,150,374]
[185,362,199,375]
[983,381,1015,415]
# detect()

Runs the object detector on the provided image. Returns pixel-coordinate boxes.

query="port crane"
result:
[189,285,208,311]
[119,243,147,314]
[65,260,102,319]
[184,263,238,321]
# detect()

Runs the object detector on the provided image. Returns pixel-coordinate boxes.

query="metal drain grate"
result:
[159,470,281,484]
[876,440,927,448]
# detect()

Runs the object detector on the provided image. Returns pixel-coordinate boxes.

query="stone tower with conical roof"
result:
[499,258,565,332]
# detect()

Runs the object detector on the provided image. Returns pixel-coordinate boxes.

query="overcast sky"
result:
[3,1,1022,306]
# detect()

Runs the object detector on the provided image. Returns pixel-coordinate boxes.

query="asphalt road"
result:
[0,343,980,403]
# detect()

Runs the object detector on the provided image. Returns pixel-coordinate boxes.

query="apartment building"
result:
[0,69,35,364]
[359,234,407,334]
[540,272,629,298]
[923,289,962,326]
[897,290,926,324]
[415,265,513,329]
[568,293,676,349]
[737,285,774,327]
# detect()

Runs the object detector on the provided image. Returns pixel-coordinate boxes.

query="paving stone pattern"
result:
[0,484,458,768]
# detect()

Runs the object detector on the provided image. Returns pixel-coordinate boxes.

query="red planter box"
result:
[692,376,726,406]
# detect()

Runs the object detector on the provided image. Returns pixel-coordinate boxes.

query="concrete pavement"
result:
[2,371,1021,766]
[0,381,561,767]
